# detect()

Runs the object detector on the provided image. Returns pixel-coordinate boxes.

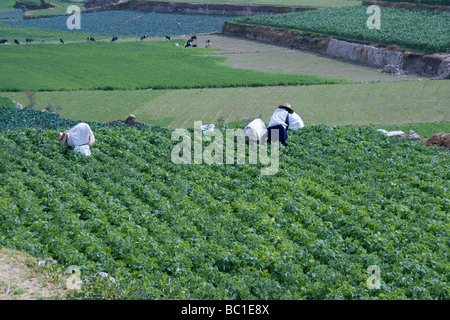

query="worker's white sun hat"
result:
[278,103,294,113]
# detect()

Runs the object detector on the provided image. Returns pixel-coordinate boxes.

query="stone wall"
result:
[325,38,404,68]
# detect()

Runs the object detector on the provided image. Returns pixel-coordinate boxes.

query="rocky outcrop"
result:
[403,53,450,79]
[326,39,405,69]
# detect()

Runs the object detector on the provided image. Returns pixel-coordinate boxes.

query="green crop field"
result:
[0,107,449,300]
[0,23,123,43]
[0,1,449,303]
[0,41,345,91]
[234,6,450,53]
[0,1,16,11]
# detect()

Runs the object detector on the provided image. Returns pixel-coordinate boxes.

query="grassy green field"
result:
[0,23,126,43]
[0,40,345,91]
[2,80,448,134]
[0,0,16,11]
[25,1,87,17]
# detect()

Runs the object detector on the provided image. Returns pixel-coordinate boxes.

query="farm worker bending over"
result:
[57,122,95,147]
[267,103,304,146]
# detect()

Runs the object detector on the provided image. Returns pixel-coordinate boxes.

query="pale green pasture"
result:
[3,79,448,129]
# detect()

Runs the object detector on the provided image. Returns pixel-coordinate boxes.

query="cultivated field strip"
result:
[0,119,448,299]
[4,80,447,129]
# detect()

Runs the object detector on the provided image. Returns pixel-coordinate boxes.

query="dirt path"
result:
[0,247,68,300]
[195,34,423,83]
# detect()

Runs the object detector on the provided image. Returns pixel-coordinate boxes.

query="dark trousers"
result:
[267,125,288,145]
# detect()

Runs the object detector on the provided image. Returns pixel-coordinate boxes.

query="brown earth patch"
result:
[424,133,450,150]
[0,247,69,300]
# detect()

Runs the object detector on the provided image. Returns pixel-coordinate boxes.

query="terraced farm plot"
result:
[0,107,449,300]
[0,40,344,91]
[234,6,450,53]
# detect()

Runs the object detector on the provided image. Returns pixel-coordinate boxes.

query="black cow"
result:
[0,39,7,44]
[185,42,191,48]
[190,35,197,41]
[60,38,64,44]
[26,38,33,44]
[14,39,19,45]
[140,35,148,41]
[112,36,118,42]
[88,37,95,42]
[165,35,171,40]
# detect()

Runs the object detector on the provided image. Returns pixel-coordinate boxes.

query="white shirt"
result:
[66,123,95,147]
[268,108,304,130]
[243,118,267,142]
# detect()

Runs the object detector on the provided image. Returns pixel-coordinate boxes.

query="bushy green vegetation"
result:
[0,41,345,91]
[234,6,450,53]
[0,107,448,299]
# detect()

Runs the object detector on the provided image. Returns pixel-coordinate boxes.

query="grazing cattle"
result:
[0,39,7,44]
[205,39,211,48]
[186,39,193,45]
[190,35,197,41]
[185,42,191,48]
[165,35,171,40]
[60,38,64,44]
[140,35,148,41]
[192,44,197,47]
[26,38,33,44]
[88,37,95,42]
[112,36,118,42]
[14,39,19,45]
